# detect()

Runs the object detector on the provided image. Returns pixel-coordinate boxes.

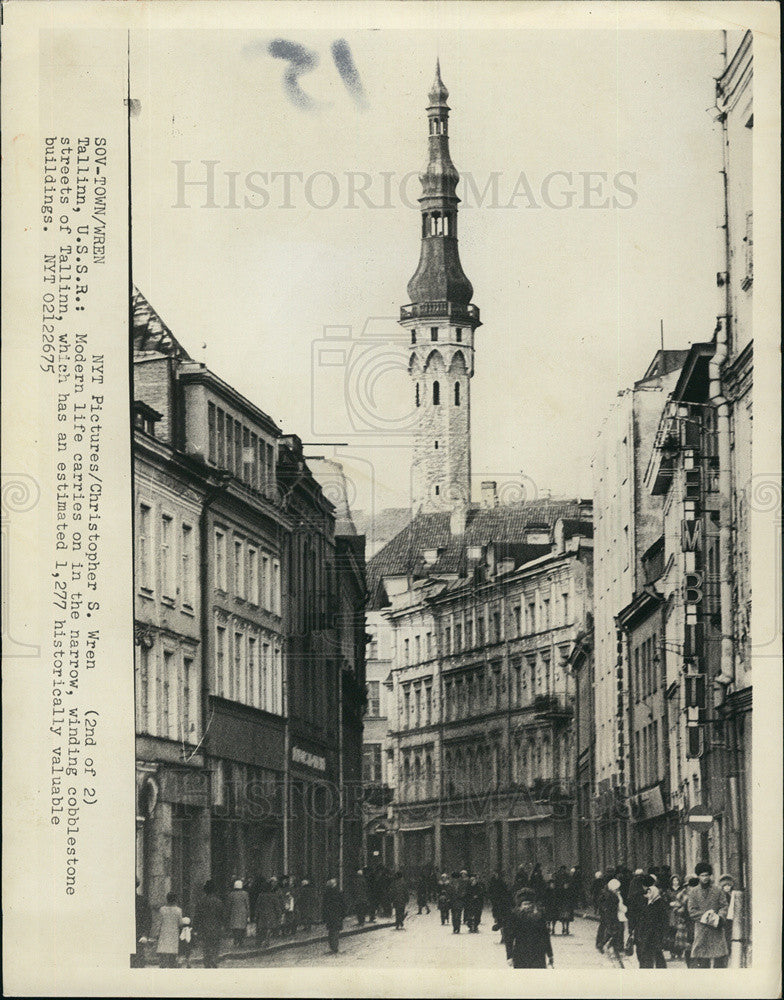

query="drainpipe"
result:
[712,40,735,690]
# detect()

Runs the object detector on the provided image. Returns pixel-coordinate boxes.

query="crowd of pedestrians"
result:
[591,861,735,969]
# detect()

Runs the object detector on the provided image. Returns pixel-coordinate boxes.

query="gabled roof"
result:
[367,499,584,599]
[132,286,192,359]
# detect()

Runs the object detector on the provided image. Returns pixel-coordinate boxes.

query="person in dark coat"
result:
[487,870,509,931]
[591,871,604,914]
[353,869,370,926]
[635,875,669,968]
[626,870,647,938]
[450,871,469,933]
[322,878,345,954]
[365,854,381,921]
[391,871,409,929]
[529,862,545,904]
[541,877,558,934]
[507,888,554,969]
[297,878,317,932]
[464,876,484,932]
[416,868,431,914]
[133,880,152,967]
[194,880,225,968]
[255,880,278,947]
[596,878,626,967]
[437,874,452,925]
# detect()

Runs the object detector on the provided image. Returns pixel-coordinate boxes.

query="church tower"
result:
[400,61,481,513]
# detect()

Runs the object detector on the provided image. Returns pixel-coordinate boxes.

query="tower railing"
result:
[400,301,481,326]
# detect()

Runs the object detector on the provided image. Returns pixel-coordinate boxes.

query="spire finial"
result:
[429,59,449,106]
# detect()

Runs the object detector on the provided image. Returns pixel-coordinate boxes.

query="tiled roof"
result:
[132,287,192,359]
[367,500,584,597]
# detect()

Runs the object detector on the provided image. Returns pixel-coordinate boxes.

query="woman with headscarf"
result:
[597,877,627,968]
[635,875,669,968]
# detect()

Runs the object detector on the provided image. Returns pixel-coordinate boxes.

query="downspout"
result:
[712,40,735,689]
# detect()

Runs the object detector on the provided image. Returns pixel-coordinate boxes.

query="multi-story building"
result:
[642,33,753,916]
[369,492,593,876]
[133,290,366,909]
[590,349,688,868]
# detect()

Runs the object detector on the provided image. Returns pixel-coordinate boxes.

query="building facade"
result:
[369,496,593,878]
[133,290,366,911]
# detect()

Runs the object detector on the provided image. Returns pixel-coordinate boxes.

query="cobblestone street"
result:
[222,911,657,969]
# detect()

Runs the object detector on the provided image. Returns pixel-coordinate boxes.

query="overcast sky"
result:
[130,27,736,527]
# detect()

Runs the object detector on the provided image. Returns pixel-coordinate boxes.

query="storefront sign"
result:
[291,746,326,772]
[630,784,665,821]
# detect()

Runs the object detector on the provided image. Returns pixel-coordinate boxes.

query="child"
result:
[179,917,193,968]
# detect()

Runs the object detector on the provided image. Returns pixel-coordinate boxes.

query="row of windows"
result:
[213,528,281,614]
[214,622,283,714]
[365,679,382,718]
[414,380,461,407]
[136,642,198,744]
[400,746,436,801]
[634,632,663,702]
[138,503,195,607]
[401,679,434,729]
[411,327,463,344]
[207,401,277,496]
[634,719,660,790]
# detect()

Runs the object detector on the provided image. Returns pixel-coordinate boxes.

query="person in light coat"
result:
[687,862,729,968]
[227,879,251,947]
[155,892,185,967]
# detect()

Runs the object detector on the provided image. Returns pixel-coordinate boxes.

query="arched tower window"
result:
[411,329,417,344]
[432,381,440,405]
[454,382,461,406]
[415,383,420,407]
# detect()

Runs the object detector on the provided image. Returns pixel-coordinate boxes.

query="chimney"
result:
[450,503,467,536]
[481,481,498,508]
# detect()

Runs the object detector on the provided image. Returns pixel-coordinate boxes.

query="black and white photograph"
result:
[1,2,781,996]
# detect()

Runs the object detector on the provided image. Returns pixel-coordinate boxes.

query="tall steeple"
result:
[400,62,481,514]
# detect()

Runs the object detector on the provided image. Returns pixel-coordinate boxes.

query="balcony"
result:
[399,301,481,327]
[532,694,572,718]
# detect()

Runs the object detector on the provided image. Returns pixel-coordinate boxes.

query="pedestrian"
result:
[635,875,668,968]
[156,892,185,968]
[391,871,408,929]
[366,852,381,922]
[281,877,296,937]
[465,875,484,933]
[487,869,509,932]
[227,879,250,947]
[554,867,574,935]
[353,869,370,926]
[416,868,431,915]
[541,877,558,934]
[529,862,545,905]
[591,870,604,914]
[596,878,626,967]
[194,879,225,968]
[718,873,736,956]
[664,874,684,958]
[267,876,285,937]
[625,869,647,940]
[254,880,277,948]
[298,877,317,933]
[451,870,469,934]
[507,888,554,969]
[687,862,729,968]
[437,873,452,925]
[322,877,345,954]
[133,879,152,967]
[178,917,193,968]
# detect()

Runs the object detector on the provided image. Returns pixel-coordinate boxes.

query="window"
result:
[214,529,227,591]
[528,602,536,633]
[182,656,193,741]
[226,412,234,473]
[634,647,641,702]
[262,642,270,710]
[454,382,461,406]
[411,330,417,345]
[266,443,275,495]
[247,546,258,605]
[415,635,421,663]
[542,598,550,630]
[261,554,270,609]
[476,615,485,647]
[274,647,282,714]
[366,680,381,717]
[234,538,245,599]
[161,514,174,599]
[217,408,225,467]
[431,327,438,342]
[272,560,281,614]
[234,420,242,478]
[493,611,501,643]
[424,683,432,725]
[208,402,216,464]
[363,744,382,784]
[404,638,410,665]
[233,632,244,701]
[562,592,570,624]
[445,626,452,654]
[138,503,152,590]
[162,650,173,738]
[455,328,462,342]
[404,688,411,728]
[250,432,259,489]
[416,383,420,407]
[432,381,440,405]
[248,637,257,707]
[514,606,522,637]
[137,645,150,732]
[216,625,227,695]
[243,427,252,483]
[426,632,433,658]
[455,623,463,650]
[181,523,194,606]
